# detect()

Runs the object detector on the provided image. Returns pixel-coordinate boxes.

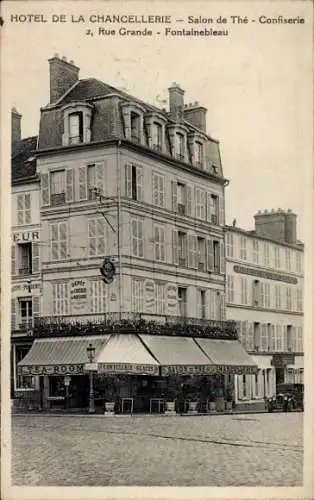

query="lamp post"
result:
[86,343,96,414]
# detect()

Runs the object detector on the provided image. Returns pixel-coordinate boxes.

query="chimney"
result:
[48,54,80,103]
[254,209,297,244]
[11,107,22,149]
[168,83,184,121]
[184,102,207,132]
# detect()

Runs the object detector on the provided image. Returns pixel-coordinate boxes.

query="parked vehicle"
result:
[266,383,304,412]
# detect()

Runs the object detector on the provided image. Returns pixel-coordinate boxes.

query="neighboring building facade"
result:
[226,210,304,410]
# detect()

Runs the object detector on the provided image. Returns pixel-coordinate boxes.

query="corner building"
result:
[14,55,257,413]
[226,210,304,411]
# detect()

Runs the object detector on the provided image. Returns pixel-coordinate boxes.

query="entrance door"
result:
[275,367,285,385]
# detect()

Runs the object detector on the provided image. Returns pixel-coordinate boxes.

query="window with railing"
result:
[19,299,33,329]
[178,231,187,266]
[50,170,66,206]
[197,289,206,319]
[197,237,206,271]
[195,188,206,221]
[208,194,219,225]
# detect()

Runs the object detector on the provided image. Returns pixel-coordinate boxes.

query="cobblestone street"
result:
[12,412,303,486]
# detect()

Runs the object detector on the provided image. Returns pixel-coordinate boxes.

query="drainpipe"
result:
[116,141,122,321]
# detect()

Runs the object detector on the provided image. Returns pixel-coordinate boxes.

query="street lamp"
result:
[86,343,96,414]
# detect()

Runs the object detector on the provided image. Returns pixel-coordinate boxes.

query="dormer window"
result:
[62,102,93,147]
[152,122,162,151]
[122,102,145,146]
[176,132,185,160]
[195,141,204,168]
[69,112,83,144]
[130,112,140,143]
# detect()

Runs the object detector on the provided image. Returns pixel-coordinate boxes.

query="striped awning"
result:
[195,338,258,374]
[17,335,110,376]
[139,335,214,376]
[97,334,159,375]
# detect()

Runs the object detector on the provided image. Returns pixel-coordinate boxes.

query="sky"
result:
[2,0,313,241]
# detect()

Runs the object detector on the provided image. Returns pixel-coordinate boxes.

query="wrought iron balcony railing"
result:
[25,312,238,340]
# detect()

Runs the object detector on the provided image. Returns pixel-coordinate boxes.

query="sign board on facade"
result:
[233,265,298,285]
[166,284,177,311]
[12,282,41,295]
[161,364,257,376]
[98,363,159,375]
[13,231,40,243]
[70,279,88,312]
[18,364,85,376]
[271,354,295,367]
[84,362,98,372]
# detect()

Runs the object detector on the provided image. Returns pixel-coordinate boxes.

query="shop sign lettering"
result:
[233,265,298,285]
[13,231,40,243]
[70,279,87,311]
[98,363,159,375]
[12,282,41,293]
[18,364,84,376]
[161,364,257,376]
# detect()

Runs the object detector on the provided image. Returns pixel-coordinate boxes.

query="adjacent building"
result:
[226,211,304,410]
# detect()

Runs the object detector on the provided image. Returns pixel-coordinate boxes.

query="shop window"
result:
[49,376,66,398]
[15,345,35,390]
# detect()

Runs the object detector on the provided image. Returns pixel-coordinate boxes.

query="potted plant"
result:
[208,391,216,412]
[165,388,177,415]
[188,396,198,414]
[225,385,233,411]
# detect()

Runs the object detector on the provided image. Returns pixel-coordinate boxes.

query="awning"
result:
[97,334,159,375]
[139,335,215,376]
[195,338,258,374]
[17,335,110,376]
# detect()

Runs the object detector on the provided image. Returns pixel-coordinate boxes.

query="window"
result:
[207,193,219,224]
[176,133,185,160]
[18,243,32,275]
[152,173,165,207]
[240,236,247,260]
[132,278,144,312]
[195,188,206,220]
[286,287,292,311]
[213,240,220,272]
[286,325,293,352]
[285,248,291,271]
[178,231,187,266]
[125,164,143,201]
[197,237,206,271]
[130,112,140,143]
[264,283,270,308]
[227,275,234,303]
[17,193,31,225]
[274,247,280,269]
[50,170,66,206]
[260,324,268,352]
[152,122,163,151]
[177,182,186,215]
[226,232,234,258]
[50,222,68,260]
[88,219,106,257]
[87,164,96,200]
[69,112,83,144]
[15,345,35,390]
[195,142,204,167]
[197,290,206,319]
[296,327,303,352]
[242,375,247,398]
[90,280,106,314]
[178,287,187,317]
[252,280,260,306]
[154,225,165,262]
[259,282,265,307]
[275,285,281,309]
[19,299,33,328]
[240,277,248,305]
[131,218,144,257]
[263,242,269,266]
[156,283,165,314]
[296,288,303,312]
[52,282,69,315]
[252,240,259,264]
[275,325,284,352]
[253,322,260,350]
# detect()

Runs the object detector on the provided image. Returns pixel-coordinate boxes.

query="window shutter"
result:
[218,197,224,226]
[32,296,40,323]
[17,194,24,224]
[220,240,225,274]
[125,164,132,197]
[50,223,59,260]
[186,186,192,216]
[88,219,96,256]
[238,376,244,400]
[41,173,50,206]
[96,219,106,255]
[66,168,75,202]
[32,242,40,273]
[11,298,17,330]
[172,229,179,264]
[138,219,144,257]
[206,238,214,271]
[96,162,105,195]
[206,192,212,222]
[187,234,193,268]
[220,292,225,320]
[78,166,87,200]
[11,245,17,276]
[171,181,177,211]
[153,174,159,205]
[136,168,144,201]
[24,194,31,224]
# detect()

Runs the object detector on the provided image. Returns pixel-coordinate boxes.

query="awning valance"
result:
[195,338,258,374]
[139,335,214,376]
[17,335,110,376]
[97,334,159,375]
